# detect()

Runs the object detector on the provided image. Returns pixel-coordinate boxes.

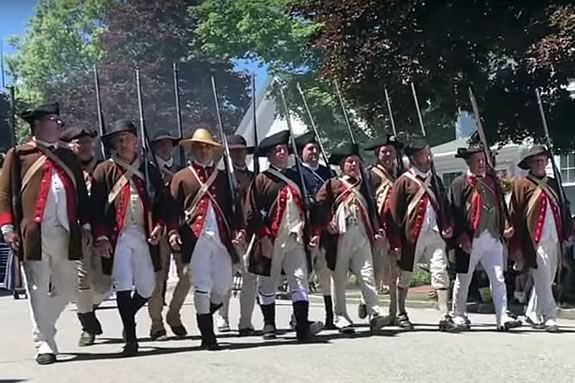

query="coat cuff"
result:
[0,212,13,227]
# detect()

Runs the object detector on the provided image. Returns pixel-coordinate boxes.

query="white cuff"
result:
[1,225,15,236]
[82,223,91,231]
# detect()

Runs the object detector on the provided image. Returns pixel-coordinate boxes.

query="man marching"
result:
[510,145,573,332]
[311,143,389,334]
[293,131,336,330]
[91,119,164,356]
[60,126,112,346]
[448,144,522,331]
[388,137,458,332]
[0,103,91,365]
[148,130,191,340]
[246,130,323,342]
[167,129,244,350]
[216,134,258,336]
[358,134,403,324]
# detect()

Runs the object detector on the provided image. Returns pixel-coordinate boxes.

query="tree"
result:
[8,0,250,141]
[298,1,575,150]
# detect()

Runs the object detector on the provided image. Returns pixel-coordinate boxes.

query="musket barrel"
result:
[410,82,427,137]
[251,75,260,175]
[296,82,331,167]
[173,63,185,167]
[384,87,398,136]
[93,65,107,158]
[334,80,356,144]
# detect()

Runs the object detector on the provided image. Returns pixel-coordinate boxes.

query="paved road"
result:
[1,292,575,383]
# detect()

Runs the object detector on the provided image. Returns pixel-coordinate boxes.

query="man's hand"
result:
[564,235,573,248]
[81,228,93,248]
[260,236,273,259]
[232,230,246,245]
[95,238,113,258]
[3,231,20,251]
[503,226,515,239]
[148,225,163,245]
[442,227,453,239]
[308,235,320,248]
[513,258,525,272]
[169,232,182,252]
[327,221,338,235]
[459,239,472,254]
[390,247,401,258]
[374,229,386,243]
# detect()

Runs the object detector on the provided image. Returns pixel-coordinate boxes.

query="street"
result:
[1,292,575,383]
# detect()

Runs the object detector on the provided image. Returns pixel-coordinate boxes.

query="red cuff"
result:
[256,227,271,238]
[93,223,111,240]
[0,212,13,227]
[388,233,401,249]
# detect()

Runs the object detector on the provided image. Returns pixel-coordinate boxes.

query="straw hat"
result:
[180,128,223,150]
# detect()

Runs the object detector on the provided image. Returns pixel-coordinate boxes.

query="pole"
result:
[135,68,156,201]
[9,86,16,147]
[384,87,397,136]
[334,80,355,143]
[93,65,107,158]
[211,75,239,220]
[296,82,331,167]
[251,75,260,175]
[173,63,185,167]
[1,40,5,90]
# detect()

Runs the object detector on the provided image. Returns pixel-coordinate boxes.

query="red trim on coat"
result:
[0,212,13,227]
[33,160,78,225]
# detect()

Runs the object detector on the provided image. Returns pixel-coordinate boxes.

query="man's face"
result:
[191,142,214,164]
[410,147,432,172]
[528,154,549,177]
[72,136,95,163]
[153,138,174,161]
[230,148,247,167]
[112,132,138,161]
[466,152,486,176]
[301,143,319,166]
[35,114,64,142]
[342,155,361,178]
[268,144,289,169]
[377,145,397,171]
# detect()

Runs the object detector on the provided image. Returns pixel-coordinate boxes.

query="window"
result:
[442,171,462,186]
[560,154,575,183]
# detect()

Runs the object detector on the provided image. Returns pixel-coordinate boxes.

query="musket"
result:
[296,82,331,169]
[135,68,159,202]
[277,81,311,211]
[467,88,511,223]
[173,63,185,167]
[9,86,16,147]
[535,88,572,296]
[210,76,239,221]
[384,87,406,175]
[93,65,108,159]
[333,80,379,229]
[410,82,449,227]
[251,75,260,175]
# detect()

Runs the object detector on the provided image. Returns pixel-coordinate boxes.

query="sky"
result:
[0,1,268,93]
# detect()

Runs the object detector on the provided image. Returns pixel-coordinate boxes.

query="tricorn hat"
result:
[180,128,223,150]
[364,134,404,151]
[455,144,485,160]
[294,131,318,151]
[60,126,96,143]
[101,119,138,147]
[227,134,254,154]
[255,130,291,157]
[151,129,180,146]
[404,136,429,156]
[518,145,549,170]
[19,102,60,126]
[328,142,361,165]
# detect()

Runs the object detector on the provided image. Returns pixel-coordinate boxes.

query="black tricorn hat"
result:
[518,145,550,170]
[101,119,138,146]
[294,131,318,151]
[227,134,254,154]
[19,102,60,125]
[328,142,361,165]
[151,129,180,146]
[364,134,404,151]
[255,130,291,157]
[404,136,429,156]
[455,144,484,160]
[60,126,96,143]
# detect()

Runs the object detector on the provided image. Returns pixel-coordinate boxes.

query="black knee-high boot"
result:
[323,295,336,329]
[131,291,149,315]
[259,303,276,339]
[196,314,219,351]
[116,291,138,356]
[293,301,310,341]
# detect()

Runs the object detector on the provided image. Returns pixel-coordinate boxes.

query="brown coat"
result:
[0,142,90,261]
[167,163,242,264]
[510,174,572,268]
[388,170,450,272]
[91,159,164,274]
[245,167,307,276]
[313,176,375,270]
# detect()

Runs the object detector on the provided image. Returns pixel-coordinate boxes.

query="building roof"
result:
[431,137,470,157]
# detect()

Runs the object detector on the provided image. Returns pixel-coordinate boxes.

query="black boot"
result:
[196,314,220,351]
[260,303,276,340]
[117,292,139,356]
[293,301,323,342]
[323,296,336,330]
[131,292,149,316]
[210,302,224,315]
[77,313,96,347]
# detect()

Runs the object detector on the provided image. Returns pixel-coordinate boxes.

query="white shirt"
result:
[540,195,559,242]
[42,168,70,232]
[410,168,439,234]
